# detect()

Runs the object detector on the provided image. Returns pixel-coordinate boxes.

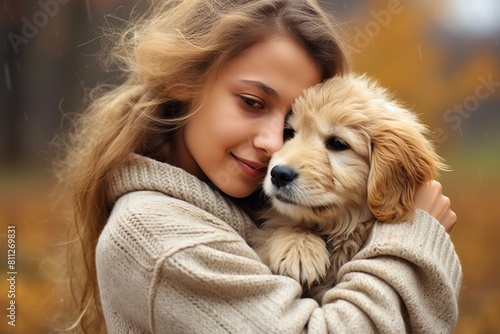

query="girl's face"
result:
[174,35,322,198]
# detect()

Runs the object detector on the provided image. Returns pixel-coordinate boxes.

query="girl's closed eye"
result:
[240,95,265,110]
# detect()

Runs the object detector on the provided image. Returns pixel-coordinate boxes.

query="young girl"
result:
[60,0,461,332]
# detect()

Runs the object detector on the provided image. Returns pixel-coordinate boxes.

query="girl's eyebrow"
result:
[240,79,279,98]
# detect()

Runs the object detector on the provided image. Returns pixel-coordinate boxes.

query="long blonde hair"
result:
[57,0,350,332]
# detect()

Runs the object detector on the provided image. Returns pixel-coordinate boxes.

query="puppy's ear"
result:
[367,106,446,223]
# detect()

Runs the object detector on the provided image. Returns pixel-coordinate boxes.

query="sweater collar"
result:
[110,154,256,238]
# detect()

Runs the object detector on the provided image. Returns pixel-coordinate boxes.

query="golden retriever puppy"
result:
[250,73,446,300]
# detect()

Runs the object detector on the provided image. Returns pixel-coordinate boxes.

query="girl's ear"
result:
[367,108,445,223]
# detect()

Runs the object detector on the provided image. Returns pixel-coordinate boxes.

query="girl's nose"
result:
[253,119,284,156]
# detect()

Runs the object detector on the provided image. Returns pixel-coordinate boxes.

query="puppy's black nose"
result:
[270,165,297,188]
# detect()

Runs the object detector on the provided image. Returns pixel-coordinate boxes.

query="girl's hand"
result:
[414,180,456,233]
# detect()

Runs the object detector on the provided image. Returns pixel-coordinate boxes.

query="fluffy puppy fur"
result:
[250,73,446,300]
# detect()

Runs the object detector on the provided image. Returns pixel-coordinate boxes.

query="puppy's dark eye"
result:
[283,112,295,141]
[283,127,295,141]
[326,137,349,151]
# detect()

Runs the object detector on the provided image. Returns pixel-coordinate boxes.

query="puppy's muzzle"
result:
[270,165,297,188]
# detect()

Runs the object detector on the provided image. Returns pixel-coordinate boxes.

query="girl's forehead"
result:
[216,35,321,93]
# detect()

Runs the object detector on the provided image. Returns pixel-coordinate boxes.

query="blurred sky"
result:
[1,1,499,333]
[441,0,500,36]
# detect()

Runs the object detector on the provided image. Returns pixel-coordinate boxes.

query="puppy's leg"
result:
[327,219,375,284]
[301,220,375,304]
[252,223,330,288]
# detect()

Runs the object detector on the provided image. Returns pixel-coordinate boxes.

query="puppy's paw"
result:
[267,228,330,288]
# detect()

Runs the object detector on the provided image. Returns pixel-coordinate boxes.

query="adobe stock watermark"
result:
[6,226,17,327]
[7,0,71,54]
[351,0,404,54]
[433,74,500,144]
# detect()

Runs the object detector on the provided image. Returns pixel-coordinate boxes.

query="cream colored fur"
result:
[250,73,446,301]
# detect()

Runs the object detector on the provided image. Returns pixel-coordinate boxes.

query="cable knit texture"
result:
[96,154,462,333]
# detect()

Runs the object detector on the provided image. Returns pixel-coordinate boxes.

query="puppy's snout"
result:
[270,165,297,188]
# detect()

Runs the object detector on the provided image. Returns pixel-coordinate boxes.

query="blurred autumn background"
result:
[0,0,499,332]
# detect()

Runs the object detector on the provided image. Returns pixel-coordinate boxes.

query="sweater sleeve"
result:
[320,209,462,333]
[97,192,461,334]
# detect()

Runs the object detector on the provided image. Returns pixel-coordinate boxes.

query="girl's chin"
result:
[208,169,261,198]
[215,181,258,199]
[221,187,255,199]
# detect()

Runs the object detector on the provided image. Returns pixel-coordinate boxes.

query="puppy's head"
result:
[264,74,446,229]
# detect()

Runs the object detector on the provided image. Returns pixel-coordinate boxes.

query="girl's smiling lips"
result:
[231,154,268,178]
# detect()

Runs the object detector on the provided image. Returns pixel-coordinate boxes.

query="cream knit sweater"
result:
[96,154,462,333]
